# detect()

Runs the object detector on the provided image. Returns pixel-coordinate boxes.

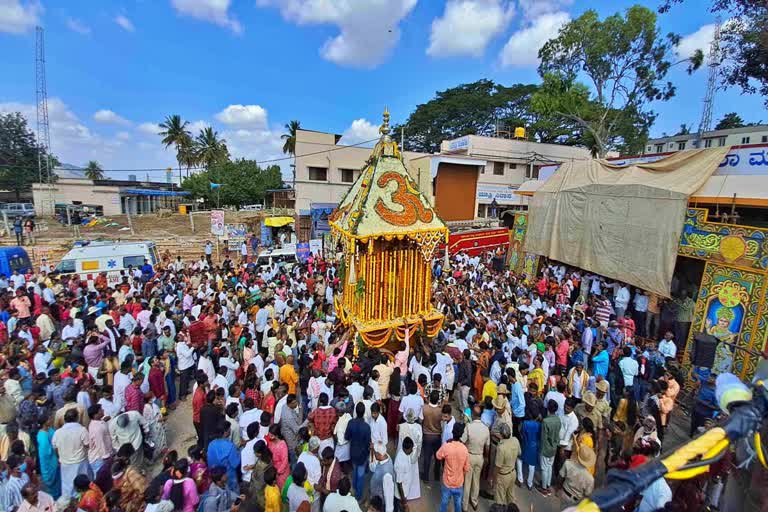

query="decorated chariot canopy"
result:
[330,108,448,348]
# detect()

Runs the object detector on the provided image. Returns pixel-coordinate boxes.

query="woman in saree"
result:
[143,392,168,459]
[37,413,61,499]
[473,340,491,401]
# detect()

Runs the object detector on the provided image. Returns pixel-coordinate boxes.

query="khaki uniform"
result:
[462,419,490,511]
[559,459,594,503]
[574,403,603,431]
[494,437,521,505]
[595,399,612,427]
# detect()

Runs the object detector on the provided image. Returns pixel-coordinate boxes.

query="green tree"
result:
[393,80,583,153]
[675,123,692,135]
[0,112,56,199]
[158,114,192,175]
[714,112,746,130]
[195,127,229,170]
[281,120,300,155]
[533,5,702,157]
[181,159,282,207]
[660,0,768,107]
[84,160,105,180]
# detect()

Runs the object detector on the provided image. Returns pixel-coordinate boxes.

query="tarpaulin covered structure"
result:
[524,147,730,297]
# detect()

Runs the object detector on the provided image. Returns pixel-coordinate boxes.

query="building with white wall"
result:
[438,134,591,218]
[645,125,768,154]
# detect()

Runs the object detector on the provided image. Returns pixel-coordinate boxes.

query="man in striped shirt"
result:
[594,295,614,327]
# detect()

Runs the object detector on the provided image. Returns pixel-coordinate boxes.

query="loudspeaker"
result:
[691,332,718,368]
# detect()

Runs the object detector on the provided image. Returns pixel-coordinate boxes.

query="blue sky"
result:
[1,0,764,180]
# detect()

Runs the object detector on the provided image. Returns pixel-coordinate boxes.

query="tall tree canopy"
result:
[0,112,56,199]
[660,0,768,107]
[181,159,282,207]
[533,5,701,157]
[714,112,746,130]
[281,120,300,156]
[392,80,583,153]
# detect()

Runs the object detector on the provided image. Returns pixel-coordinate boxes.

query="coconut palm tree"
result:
[177,133,197,178]
[84,160,105,180]
[281,120,300,155]
[158,114,192,176]
[282,120,300,186]
[195,126,229,170]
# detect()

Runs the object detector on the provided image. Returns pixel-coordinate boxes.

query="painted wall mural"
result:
[683,263,766,381]
[679,208,768,270]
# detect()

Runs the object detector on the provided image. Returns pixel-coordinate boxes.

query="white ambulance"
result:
[54,241,159,288]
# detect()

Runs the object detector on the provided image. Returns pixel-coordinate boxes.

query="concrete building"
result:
[293,128,425,212]
[645,125,768,154]
[293,128,591,231]
[437,134,591,218]
[33,170,189,216]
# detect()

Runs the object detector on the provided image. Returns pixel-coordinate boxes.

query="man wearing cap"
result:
[298,436,323,508]
[494,422,520,506]
[575,391,603,432]
[559,444,595,504]
[369,441,398,512]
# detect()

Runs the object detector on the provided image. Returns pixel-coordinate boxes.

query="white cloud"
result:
[427,0,514,58]
[257,0,417,68]
[214,104,268,128]
[170,0,242,34]
[93,109,131,126]
[137,122,161,136]
[66,16,91,35]
[676,23,716,64]
[116,131,131,141]
[499,11,569,68]
[115,15,134,32]
[339,118,380,145]
[0,0,42,34]
[517,0,572,21]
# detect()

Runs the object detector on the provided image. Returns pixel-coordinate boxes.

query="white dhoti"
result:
[61,459,92,498]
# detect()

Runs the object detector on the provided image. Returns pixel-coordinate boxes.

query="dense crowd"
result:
[0,242,732,512]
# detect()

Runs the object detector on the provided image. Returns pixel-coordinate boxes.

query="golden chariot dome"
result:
[330,108,448,349]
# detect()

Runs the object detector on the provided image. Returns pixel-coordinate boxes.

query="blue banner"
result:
[297,242,311,263]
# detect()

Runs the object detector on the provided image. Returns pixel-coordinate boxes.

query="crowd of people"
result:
[0,242,732,512]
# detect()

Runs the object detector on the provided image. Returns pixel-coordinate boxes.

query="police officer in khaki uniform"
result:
[494,422,520,505]
[461,404,490,511]
[574,391,603,431]
[559,444,596,504]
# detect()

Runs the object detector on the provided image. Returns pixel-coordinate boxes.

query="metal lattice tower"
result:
[36,26,55,214]
[696,19,721,146]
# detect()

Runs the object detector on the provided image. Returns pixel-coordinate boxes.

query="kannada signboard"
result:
[210,210,225,236]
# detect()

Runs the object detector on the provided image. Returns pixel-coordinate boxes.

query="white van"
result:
[54,241,159,287]
[254,247,297,271]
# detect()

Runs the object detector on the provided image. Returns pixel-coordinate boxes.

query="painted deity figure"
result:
[707,307,737,375]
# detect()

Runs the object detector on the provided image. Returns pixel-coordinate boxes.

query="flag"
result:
[210,182,221,190]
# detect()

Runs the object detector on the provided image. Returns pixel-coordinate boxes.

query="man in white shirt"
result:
[240,423,261,482]
[544,381,567,417]
[212,366,230,398]
[176,337,197,400]
[399,382,424,421]
[618,347,640,388]
[52,408,91,498]
[369,442,398,512]
[239,399,262,440]
[323,476,362,512]
[112,362,133,412]
[657,331,677,361]
[297,437,322,488]
[369,403,388,446]
[559,398,580,453]
[61,318,81,346]
[614,284,630,319]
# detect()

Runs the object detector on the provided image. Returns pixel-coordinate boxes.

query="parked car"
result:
[0,203,35,218]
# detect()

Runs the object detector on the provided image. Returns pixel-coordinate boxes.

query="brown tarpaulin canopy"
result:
[524,147,730,297]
